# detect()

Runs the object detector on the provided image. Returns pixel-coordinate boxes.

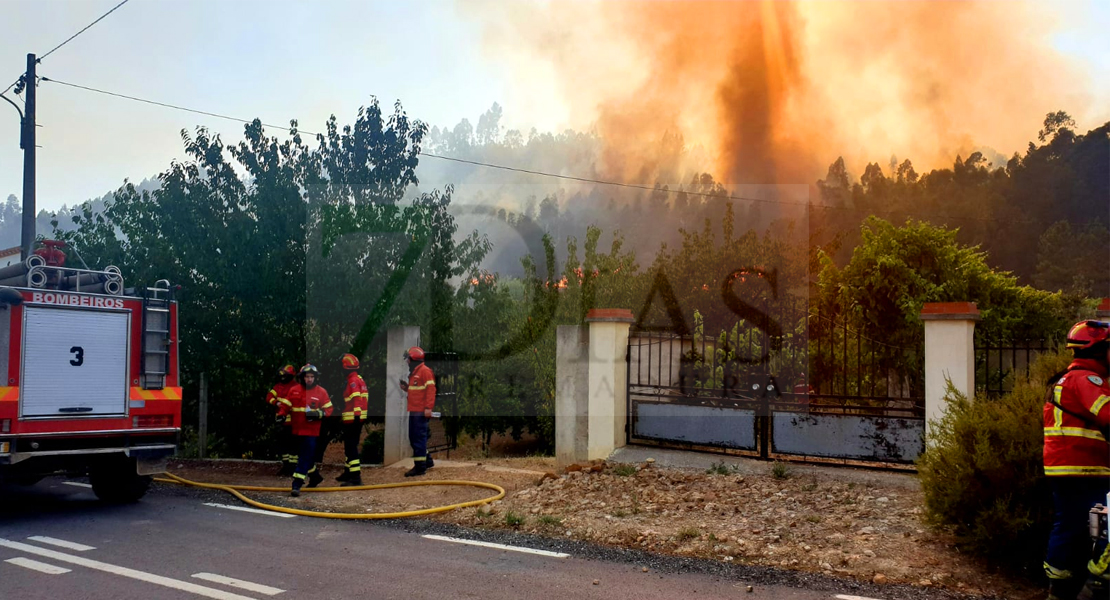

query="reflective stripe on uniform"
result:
[1092,394,1110,416]
[293,473,306,480]
[1046,561,1074,580]
[1053,386,1064,427]
[1090,544,1110,577]
[1044,427,1107,442]
[413,456,426,462]
[1044,465,1110,476]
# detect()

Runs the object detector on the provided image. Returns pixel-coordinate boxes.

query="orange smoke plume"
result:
[472,0,1103,186]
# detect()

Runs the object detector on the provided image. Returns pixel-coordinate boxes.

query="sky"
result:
[1,0,1108,212]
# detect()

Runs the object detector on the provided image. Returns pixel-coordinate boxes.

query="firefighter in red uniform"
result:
[267,364,298,476]
[398,347,435,477]
[336,353,369,486]
[1043,320,1110,600]
[279,364,333,497]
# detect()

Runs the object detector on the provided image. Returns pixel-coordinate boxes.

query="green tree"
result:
[1034,220,1110,297]
[56,101,488,458]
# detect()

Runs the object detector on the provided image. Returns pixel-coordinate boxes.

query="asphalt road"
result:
[0,478,934,600]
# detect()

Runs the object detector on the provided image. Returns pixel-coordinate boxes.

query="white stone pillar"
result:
[920,302,979,439]
[384,326,421,466]
[585,309,634,461]
[555,325,589,468]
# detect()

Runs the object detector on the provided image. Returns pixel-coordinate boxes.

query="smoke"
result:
[470,0,1103,186]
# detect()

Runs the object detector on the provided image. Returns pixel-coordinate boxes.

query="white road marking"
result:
[5,557,72,574]
[61,481,92,489]
[28,536,96,552]
[422,534,570,558]
[192,573,285,596]
[203,503,296,518]
[0,538,256,600]
[835,595,884,600]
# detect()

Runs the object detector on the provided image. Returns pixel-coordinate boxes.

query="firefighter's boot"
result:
[426,455,435,469]
[307,469,324,489]
[404,465,426,477]
[341,473,363,487]
[336,468,352,483]
[1078,577,1109,600]
[290,479,303,498]
[277,460,294,477]
[1049,577,1087,600]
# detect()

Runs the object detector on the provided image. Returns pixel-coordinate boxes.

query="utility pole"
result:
[20,54,36,262]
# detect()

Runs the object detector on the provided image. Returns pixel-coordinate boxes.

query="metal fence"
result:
[975,338,1059,397]
[627,307,925,467]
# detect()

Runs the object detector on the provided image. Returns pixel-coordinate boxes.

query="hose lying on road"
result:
[154,472,505,519]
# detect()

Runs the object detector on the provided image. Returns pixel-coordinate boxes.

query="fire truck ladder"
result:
[140,280,173,390]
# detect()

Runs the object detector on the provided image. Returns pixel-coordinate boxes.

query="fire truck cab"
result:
[0,247,180,503]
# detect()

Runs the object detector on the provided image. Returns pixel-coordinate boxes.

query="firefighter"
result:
[336,353,369,486]
[1043,320,1110,600]
[279,364,333,497]
[398,346,435,477]
[267,364,298,476]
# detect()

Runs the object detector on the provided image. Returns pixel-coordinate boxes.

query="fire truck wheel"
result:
[90,457,152,503]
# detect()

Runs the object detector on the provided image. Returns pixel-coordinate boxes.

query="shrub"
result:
[917,348,1071,571]
[770,461,791,480]
[677,528,700,541]
[360,428,385,465]
[613,464,637,477]
[537,515,563,526]
[706,460,738,475]
[504,511,525,527]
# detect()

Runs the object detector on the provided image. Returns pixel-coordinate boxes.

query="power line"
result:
[41,76,313,134]
[39,0,131,62]
[39,75,1044,226]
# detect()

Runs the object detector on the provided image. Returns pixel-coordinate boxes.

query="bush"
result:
[360,428,385,465]
[706,460,738,475]
[613,464,638,477]
[917,348,1072,571]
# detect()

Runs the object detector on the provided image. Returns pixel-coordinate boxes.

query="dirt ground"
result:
[170,433,1044,600]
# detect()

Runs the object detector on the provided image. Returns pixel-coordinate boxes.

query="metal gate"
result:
[627,314,925,467]
[423,352,458,454]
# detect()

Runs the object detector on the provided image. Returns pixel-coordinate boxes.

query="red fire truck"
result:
[0,244,180,502]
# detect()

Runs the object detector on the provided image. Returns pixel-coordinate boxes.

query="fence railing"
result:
[975,338,1060,397]
[629,307,925,417]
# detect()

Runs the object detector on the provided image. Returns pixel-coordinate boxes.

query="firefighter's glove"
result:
[275,414,285,423]
[305,409,323,421]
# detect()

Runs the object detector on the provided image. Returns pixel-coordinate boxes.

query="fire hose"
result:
[153,472,505,519]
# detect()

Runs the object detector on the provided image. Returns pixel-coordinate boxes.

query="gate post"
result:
[920,302,979,439]
[585,309,634,461]
[556,325,589,467]
[384,325,421,466]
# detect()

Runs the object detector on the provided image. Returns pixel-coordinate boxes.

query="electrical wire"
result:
[39,0,131,62]
[39,75,1046,226]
